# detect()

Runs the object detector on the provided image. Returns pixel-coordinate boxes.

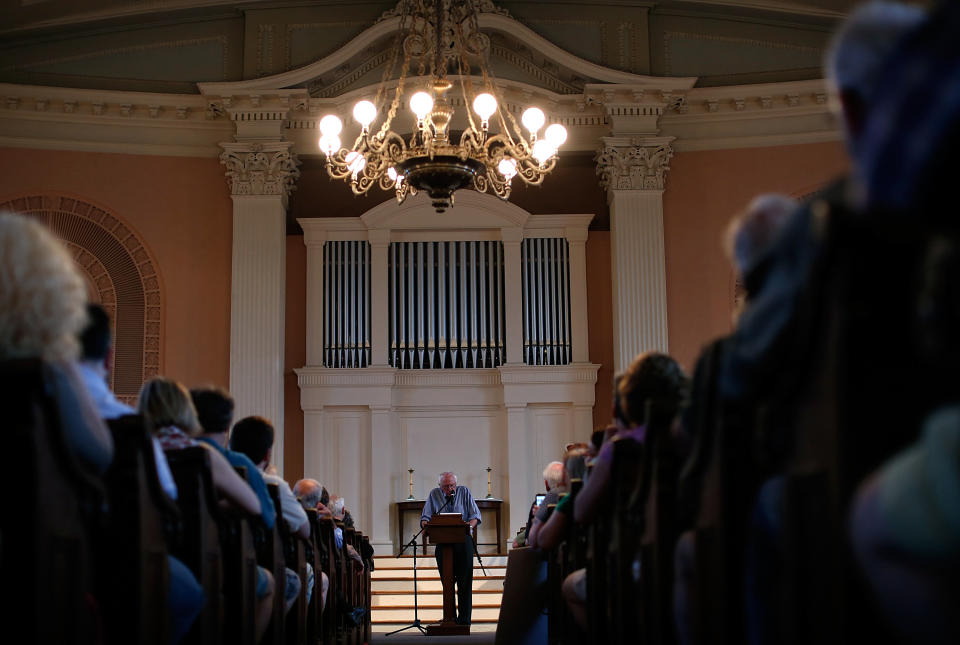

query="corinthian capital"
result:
[219,141,301,198]
[596,137,675,191]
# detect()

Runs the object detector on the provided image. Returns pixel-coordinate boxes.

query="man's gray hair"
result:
[293,478,322,508]
[826,1,925,103]
[543,461,565,491]
[438,472,458,485]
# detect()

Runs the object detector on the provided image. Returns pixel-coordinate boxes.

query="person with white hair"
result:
[0,211,113,472]
[526,461,566,549]
[420,471,481,625]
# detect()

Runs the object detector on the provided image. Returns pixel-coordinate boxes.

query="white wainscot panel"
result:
[321,407,372,531]
[401,411,495,502]
[530,404,575,494]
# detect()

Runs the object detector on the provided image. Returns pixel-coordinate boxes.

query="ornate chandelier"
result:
[316,0,568,212]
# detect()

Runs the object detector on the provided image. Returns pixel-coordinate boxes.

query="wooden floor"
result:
[369,631,496,645]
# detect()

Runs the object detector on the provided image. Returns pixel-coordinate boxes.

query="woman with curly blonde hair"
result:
[0,211,112,472]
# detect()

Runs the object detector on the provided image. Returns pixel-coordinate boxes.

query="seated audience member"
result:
[293,478,333,520]
[139,377,262,516]
[534,444,591,552]
[329,495,366,571]
[140,374,277,640]
[189,388,277,530]
[291,477,332,608]
[189,387,279,639]
[527,461,566,548]
[78,304,204,644]
[230,416,311,612]
[0,212,113,474]
[562,352,687,630]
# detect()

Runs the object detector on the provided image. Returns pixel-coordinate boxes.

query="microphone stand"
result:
[386,494,454,637]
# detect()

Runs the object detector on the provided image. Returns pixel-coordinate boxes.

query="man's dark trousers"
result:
[435,534,474,624]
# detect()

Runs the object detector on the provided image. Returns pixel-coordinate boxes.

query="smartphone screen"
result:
[535,494,546,506]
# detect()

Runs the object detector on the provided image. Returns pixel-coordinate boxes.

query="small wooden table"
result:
[396,498,504,554]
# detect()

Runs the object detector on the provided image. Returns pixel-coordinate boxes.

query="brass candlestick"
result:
[486,466,494,498]
[407,468,415,500]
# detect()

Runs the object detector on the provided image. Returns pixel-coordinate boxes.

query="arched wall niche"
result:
[0,193,163,404]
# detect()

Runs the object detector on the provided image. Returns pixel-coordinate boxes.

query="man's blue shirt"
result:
[420,485,481,526]
[196,436,276,529]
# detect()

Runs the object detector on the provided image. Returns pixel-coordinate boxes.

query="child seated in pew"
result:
[138,377,276,643]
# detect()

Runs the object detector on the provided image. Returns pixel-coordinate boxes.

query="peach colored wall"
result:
[663,141,849,372]
[0,147,233,388]
[284,237,306,481]
[586,230,614,431]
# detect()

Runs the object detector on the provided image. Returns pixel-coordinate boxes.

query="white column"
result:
[369,229,391,367]
[566,226,591,363]
[504,403,530,540]
[303,229,326,366]
[501,228,524,365]
[369,405,394,550]
[220,140,299,475]
[598,137,674,373]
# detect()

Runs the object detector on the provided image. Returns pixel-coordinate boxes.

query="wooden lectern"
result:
[424,514,471,636]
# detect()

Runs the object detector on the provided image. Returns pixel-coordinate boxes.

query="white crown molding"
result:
[295,366,398,388]
[498,363,600,385]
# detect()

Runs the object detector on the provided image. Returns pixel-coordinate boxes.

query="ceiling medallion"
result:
[317,0,568,212]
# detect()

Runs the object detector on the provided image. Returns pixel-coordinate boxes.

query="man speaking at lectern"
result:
[421,471,481,625]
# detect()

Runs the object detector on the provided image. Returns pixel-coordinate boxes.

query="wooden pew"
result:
[101,414,177,645]
[286,533,308,645]
[1,358,106,645]
[165,446,224,645]
[360,533,374,643]
[343,525,359,645]
[637,403,682,645]
[607,437,645,644]
[263,483,288,645]
[221,466,258,645]
[303,509,324,645]
[331,520,348,643]
[317,515,338,645]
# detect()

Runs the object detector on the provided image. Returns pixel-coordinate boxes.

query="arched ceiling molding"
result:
[361,190,529,232]
[197,11,697,97]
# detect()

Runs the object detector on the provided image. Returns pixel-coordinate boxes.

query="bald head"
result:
[293,478,322,509]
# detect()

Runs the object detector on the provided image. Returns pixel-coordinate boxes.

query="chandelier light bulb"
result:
[318,134,341,156]
[532,139,556,165]
[319,114,343,138]
[345,151,366,175]
[521,107,545,134]
[353,100,377,128]
[498,157,518,180]
[472,93,498,121]
[544,123,568,148]
[409,92,434,119]
[387,167,398,182]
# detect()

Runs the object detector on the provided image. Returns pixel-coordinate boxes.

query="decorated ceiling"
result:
[0,0,858,94]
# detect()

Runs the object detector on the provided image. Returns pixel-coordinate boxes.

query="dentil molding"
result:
[219,141,300,197]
